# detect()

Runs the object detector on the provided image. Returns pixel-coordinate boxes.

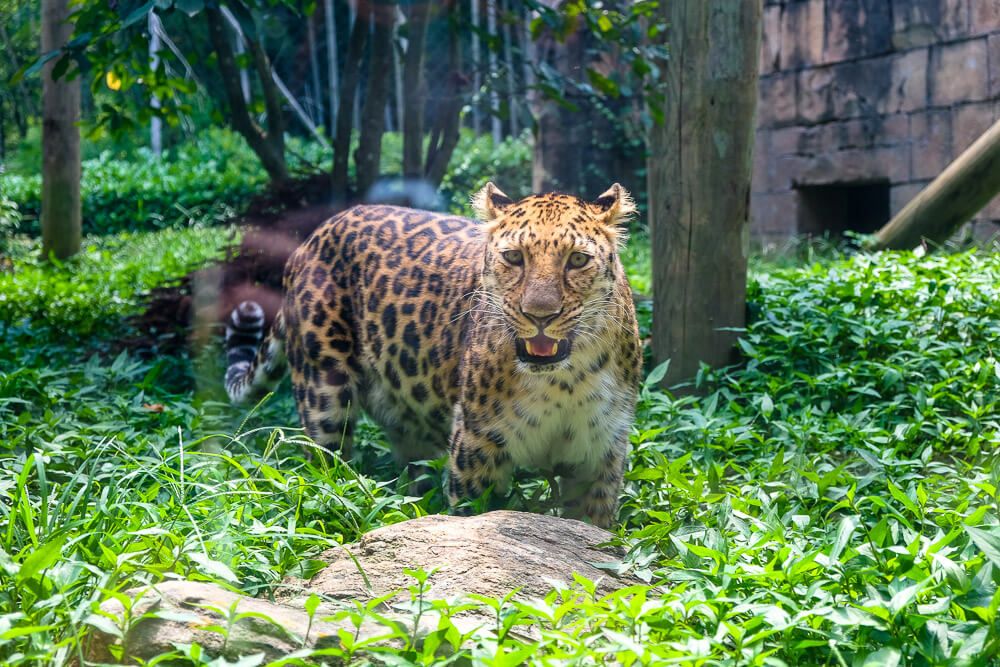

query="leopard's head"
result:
[472,182,635,372]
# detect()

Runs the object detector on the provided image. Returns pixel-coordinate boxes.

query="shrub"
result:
[0,129,331,236]
[0,226,234,337]
[0,192,20,253]
[2,234,1000,664]
[440,130,533,214]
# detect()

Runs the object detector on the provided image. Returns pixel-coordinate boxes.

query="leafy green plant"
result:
[0,128,330,236]
[439,130,533,215]
[0,226,234,337]
[0,192,21,254]
[2,227,1000,665]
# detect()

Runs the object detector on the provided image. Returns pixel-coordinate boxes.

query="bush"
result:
[440,130,533,214]
[0,192,20,253]
[0,129,331,236]
[2,233,1000,663]
[0,126,534,236]
[0,226,234,337]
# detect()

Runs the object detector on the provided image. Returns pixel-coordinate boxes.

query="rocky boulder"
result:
[85,511,640,663]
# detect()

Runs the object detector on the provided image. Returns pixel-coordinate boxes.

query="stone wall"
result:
[752,0,1000,243]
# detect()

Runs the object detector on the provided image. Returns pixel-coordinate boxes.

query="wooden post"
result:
[869,117,1000,250]
[41,0,81,261]
[648,0,762,387]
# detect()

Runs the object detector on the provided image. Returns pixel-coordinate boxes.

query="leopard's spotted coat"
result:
[225,183,642,527]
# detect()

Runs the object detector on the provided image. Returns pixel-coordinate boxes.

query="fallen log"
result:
[868,117,1000,251]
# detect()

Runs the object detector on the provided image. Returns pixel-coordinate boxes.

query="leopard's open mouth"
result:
[515,334,571,365]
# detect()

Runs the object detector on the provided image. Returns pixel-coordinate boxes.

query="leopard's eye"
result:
[502,249,524,266]
[567,252,591,269]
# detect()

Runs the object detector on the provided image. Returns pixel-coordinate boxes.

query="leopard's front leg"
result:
[446,406,513,513]
[562,440,629,529]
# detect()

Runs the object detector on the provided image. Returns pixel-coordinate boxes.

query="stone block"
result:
[971,2,1000,35]
[984,190,1000,220]
[781,0,825,69]
[930,38,989,106]
[820,114,908,151]
[792,146,911,185]
[910,109,953,180]
[774,154,811,191]
[886,48,929,113]
[761,5,783,75]
[753,130,771,192]
[797,66,837,123]
[758,72,798,126]
[877,113,912,146]
[890,181,929,216]
[952,102,997,154]
[990,34,1000,98]
[968,219,1000,246]
[751,190,799,235]
[829,57,894,119]
[891,0,969,49]
[771,124,824,156]
[824,0,892,64]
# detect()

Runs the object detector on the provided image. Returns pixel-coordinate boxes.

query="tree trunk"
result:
[869,117,1000,250]
[246,35,285,166]
[501,0,518,138]
[40,0,81,261]
[355,3,396,196]
[648,0,762,387]
[204,6,288,185]
[530,13,587,193]
[470,0,481,135]
[307,12,323,126]
[331,6,369,199]
[424,2,466,186]
[0,22,34,137]
[393,5,405,133]
[149,11,162,156]
[323,0,338,136]
[402,1,430,178]
[487,0,502,145]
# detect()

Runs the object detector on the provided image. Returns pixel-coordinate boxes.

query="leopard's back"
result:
[281,205,483,458]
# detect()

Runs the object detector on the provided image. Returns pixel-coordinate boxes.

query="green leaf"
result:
[645,360,669,387]
[173,0,204,15]
[966,525,1000,568]
[829,515,859,562]
[121,0,156,28]
[16,534,67,583]
[859,647,901,667]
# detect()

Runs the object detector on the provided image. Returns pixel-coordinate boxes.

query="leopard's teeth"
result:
[525,338,559,357]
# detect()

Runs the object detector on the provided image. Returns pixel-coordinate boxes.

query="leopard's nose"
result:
[521,310,560,330]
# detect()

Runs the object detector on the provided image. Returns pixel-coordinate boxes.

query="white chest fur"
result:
[498,348,632,474]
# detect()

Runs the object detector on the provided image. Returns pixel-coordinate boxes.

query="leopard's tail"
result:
[224,301,287,405]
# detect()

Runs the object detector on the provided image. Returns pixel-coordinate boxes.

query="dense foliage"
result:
[0,130,323,235]
[0,227,998,665]
[0,129,532,236]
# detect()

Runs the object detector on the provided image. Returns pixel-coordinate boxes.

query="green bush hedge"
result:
[0,128,533,235]
[0,129,332,236]
[439,130,533,215]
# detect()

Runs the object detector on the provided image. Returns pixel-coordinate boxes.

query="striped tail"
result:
[224,301,287,404]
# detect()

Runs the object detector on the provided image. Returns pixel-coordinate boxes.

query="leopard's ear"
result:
[593,183,636,227]
[471,182,514,221]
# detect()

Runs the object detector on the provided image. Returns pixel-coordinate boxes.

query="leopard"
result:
[224,183,642,527]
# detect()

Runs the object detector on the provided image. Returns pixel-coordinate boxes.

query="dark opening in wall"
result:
[795,181,890,236]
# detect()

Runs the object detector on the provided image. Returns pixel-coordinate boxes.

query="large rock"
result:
[86,511,639,663]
